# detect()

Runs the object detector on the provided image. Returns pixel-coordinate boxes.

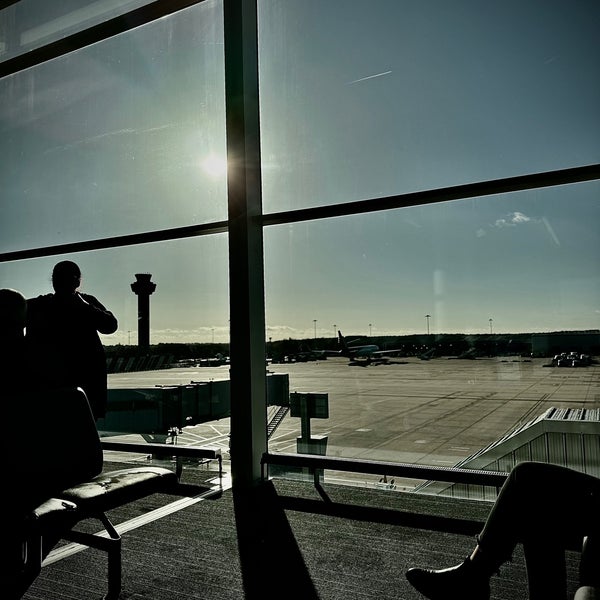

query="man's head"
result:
[52,260,81,294]
[0,288,26,340]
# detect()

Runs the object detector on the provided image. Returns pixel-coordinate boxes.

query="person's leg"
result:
[406,462,536,600]
[481,461,599,600]
[478,462,598,555]
[523,542,567,600]
[405,553,492,600]
[406,462,600,600]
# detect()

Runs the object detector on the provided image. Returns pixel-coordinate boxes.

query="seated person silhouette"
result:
[0,287,28,381]
[406,461,599,600]
[1,288,105,597]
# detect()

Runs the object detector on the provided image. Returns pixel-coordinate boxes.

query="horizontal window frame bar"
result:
[0,0,208,79]
[262,163,600,227]
[0,220,228,263]
[2,164,598,264]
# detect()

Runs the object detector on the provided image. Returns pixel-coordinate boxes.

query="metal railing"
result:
[101,440,222,482]
[261,451,508,491]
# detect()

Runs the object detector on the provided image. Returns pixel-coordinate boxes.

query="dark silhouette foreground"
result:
[406,461,599,600]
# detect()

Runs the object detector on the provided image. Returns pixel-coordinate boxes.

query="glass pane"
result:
[264,181,600,492]
[0,236,231,468]
[0,0,154,62]
[258,0,600,212]
[0,0,226,254]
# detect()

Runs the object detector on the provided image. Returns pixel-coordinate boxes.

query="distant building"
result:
[531,331,600,357]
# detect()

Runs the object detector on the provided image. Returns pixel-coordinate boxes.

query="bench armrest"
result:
[575,586,599,600]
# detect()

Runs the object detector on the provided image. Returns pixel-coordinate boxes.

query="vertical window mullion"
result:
[224,0,266,489]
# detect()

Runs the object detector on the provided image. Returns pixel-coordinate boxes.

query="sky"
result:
[1,0,599,344]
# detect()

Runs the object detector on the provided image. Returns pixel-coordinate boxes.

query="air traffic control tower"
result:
[131,273,156,349]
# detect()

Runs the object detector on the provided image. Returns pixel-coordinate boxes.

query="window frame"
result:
[1,0,599,491]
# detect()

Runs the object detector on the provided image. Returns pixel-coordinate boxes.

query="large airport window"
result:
[264,181,600,493]
[1,0,598,498]
[0,0,226,255]
[258,0,600,212]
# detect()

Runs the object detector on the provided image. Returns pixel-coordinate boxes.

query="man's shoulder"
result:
[27,294,57,316]
[27,293,54,305]
[79,293,99,303]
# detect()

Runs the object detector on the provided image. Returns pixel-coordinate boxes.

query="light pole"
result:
[489,318,493,335]
[333,324,337,338]
[313,319,317,339]
[425,314,431,336]
[369,323,372,337]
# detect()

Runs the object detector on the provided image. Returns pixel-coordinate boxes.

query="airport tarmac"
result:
[108,356,600,488]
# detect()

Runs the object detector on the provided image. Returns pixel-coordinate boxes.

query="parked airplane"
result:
[289,345,328,362]
[419,347,436,360]
[334,330,403,364]
[448,347,477,360]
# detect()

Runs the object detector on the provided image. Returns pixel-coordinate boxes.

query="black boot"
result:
[406,558,491,600]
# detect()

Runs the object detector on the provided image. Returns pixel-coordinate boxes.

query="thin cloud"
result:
[494,211,531,228]
[487,212,561,247]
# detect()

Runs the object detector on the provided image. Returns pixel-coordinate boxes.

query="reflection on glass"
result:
[264,184,600,492]
[1,1,156,62]
[0,0,226,254]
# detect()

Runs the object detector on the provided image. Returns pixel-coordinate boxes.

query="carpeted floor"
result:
[22,469,582,600]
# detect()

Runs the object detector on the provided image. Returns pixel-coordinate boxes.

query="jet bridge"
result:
[97,372,289,436]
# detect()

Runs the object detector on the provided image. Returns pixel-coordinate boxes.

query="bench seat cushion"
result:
[59,466,177,514]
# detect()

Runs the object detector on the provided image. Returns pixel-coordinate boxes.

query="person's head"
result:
[52,260,81,294]
[0,288,26,340]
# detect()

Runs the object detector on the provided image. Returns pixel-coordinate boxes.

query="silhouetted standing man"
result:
[27,261,118,420]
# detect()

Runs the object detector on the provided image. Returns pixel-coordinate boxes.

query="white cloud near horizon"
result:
[494,211,532,228]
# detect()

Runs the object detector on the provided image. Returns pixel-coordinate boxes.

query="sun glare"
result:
[200,154,227,177]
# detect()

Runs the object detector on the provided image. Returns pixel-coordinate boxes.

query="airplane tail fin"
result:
[338,330,349,351]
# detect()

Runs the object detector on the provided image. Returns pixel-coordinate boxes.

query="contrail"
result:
[347,70,392,85]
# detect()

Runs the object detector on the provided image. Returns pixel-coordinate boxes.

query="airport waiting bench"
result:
[9,387,221,600]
